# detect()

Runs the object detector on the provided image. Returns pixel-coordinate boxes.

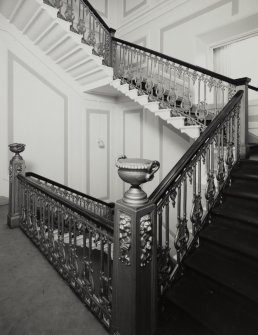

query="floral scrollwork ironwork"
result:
[157,246,174,293]
[196,101,208,121]
[216,157,225,185]
[119,213,131,265]
[190,194,203,233]
[174,218,189,261]
[205,172,216,204]
[167,87,177,107]
[226,142,234,170]
[77,18,86,35]
[86,31,96,47]
[64,3,74,23]
[139,214,152,267]
[168,188,177,208]
[181,93,192,113]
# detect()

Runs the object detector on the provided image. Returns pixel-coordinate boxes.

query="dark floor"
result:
[0,205,108,335]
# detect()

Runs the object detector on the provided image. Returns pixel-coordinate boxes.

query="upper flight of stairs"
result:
[0,0,113,91]
[157,158,258,335]
[0,0,201,139]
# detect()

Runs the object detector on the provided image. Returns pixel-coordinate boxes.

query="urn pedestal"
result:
[116,155,160,207]
[7,143,26,228]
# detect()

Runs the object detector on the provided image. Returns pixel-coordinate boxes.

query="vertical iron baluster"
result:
[226,116,234,170]
[196,77,201,121]
[215,84,218,115]
[100,235,104,292]
[175,185,181,263]
[222,86,225,108]
[190,164,198,235]
[165,198,169,249]
[158,208,162,248]
[217,128,225,188]
[183,179,187,225]
[205,144,216,210]
[47,201,51,249]
[204,78,207,126]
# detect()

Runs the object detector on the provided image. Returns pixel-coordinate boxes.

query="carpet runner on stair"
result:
[157,159,258,335]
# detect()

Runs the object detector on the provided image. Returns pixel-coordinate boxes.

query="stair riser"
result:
[238,161,258,172]
[231,176,258,189]
[199,238,258,271]
[221,193,258,215]
[211,214,258,235]
[184,263,258,307]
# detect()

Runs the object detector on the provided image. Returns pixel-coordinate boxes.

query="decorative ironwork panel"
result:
[139,214,152,267]
[119,212,131,266]
[18,177,113,329]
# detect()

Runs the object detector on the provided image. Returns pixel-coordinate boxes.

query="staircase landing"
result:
[0,205,108,335]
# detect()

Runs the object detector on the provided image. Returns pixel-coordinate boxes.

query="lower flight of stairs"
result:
[157,159,258,335]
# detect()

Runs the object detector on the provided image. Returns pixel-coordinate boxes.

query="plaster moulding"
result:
[96,0,108,18]
[116,0,188,38]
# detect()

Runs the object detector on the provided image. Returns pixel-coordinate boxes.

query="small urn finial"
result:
[9,143,25,157]
[116,155,160,206]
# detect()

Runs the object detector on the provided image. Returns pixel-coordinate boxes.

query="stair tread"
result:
[200,224,258,261]
[165,271,258,335]
[185,247,258,304]
[157,300,215,335]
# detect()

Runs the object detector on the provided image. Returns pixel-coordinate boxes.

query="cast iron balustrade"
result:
[43,0,115,65]
[149,90,243,295]
[111,38,242,128]
[26,172,114,220]
[6,1,255,333]
[17,172,114,329]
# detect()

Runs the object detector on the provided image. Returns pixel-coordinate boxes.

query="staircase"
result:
[158,158,258,335]
[3,1,258,334]
[0,0,220,139]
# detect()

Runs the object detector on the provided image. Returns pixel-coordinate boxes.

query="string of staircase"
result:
[3,0,258,335]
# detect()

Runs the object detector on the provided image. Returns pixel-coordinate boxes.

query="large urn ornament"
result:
[116,155,160,206]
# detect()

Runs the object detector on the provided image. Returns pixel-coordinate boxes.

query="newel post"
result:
[7,143,26,228]
[111,156,160,335]
[235,77,251,158]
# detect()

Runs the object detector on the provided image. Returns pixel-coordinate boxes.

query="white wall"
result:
[114,0,258,71]
[0,24,120,201]
[0,20,191,204]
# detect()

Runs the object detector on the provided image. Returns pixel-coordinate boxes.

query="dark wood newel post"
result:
[111,156,160,335]
[7,143,26,228]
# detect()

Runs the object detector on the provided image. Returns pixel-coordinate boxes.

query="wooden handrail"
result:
[83,0,115,33]
[18,174,114,233]
[248,84,258,92]
[149,90,244,204]
[112,37,251,86]
[26,172,115,208]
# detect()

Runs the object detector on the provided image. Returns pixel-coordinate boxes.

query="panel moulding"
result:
[8,50,68,185]
[86,109,110,200]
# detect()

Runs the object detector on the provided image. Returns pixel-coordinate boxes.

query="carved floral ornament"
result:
[139,214,152,267]
[119,213,131,265]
